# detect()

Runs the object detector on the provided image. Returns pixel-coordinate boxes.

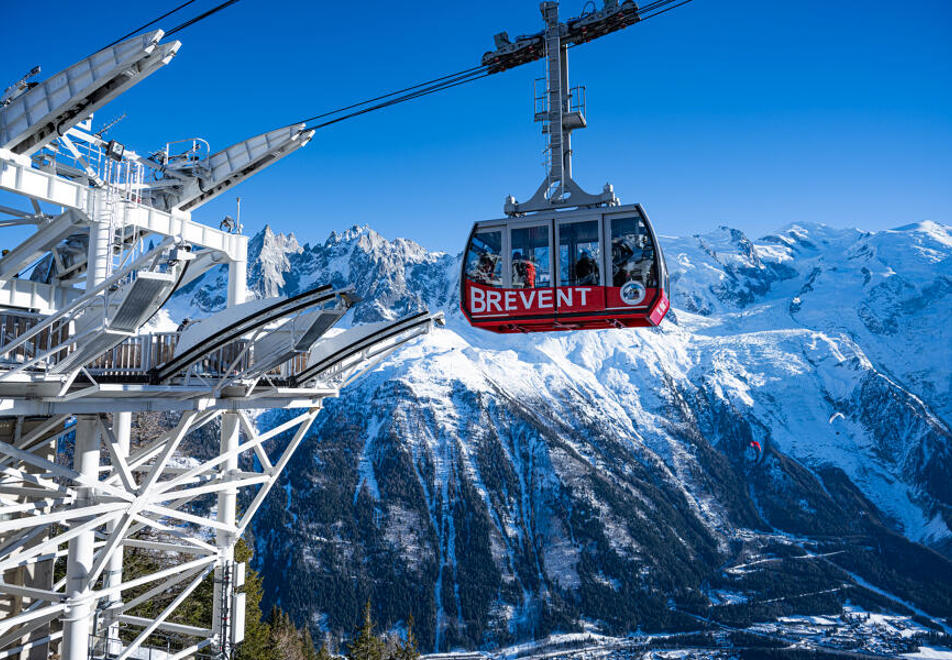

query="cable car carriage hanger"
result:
[461,1,671,333]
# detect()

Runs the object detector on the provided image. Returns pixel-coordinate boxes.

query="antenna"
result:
[94,112,127,137]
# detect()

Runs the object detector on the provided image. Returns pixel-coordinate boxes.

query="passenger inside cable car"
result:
[461,205,669,333]
[465,229,503,286]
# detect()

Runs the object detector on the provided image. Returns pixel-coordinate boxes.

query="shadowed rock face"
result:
[174,221,952,651]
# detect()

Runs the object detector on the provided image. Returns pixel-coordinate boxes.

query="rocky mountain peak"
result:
[248,224,303,298]
[168,219,952,651]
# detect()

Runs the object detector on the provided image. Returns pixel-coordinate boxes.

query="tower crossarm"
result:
[145,125,316,213]
[481,0,641,73]
[0,209,86,281]
[0,31,180,157]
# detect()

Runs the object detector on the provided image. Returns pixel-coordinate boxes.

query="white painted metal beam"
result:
[0,32,179,156]
[118,615,212,639]
[0,278,82,314]
[0,209,86,281]
[0,153,248,260]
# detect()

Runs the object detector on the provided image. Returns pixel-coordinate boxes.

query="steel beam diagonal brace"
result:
[236,407,319,537]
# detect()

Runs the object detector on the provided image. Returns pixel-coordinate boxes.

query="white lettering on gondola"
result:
[487,290,502,312]
[471,287,486,313]
[470,283,598,316]
[538,289,553,309]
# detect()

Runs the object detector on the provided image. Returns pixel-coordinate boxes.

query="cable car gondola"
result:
[461,204,669,333]
[461,1,671,334]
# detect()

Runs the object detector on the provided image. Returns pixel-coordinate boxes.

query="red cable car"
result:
[460,203,670,333]
[462,2,672,333]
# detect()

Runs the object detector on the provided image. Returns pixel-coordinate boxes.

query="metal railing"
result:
[0,307,431,388]
[0,310,70,365]
[0,310,311,383]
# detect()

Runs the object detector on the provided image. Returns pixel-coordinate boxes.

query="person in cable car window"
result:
[612,237,635,287]
[474,252,498,285]
[636,235,656,287]
[575,250,599,285]
[512,251,536,288]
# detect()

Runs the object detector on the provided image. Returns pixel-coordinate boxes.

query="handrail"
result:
[0,237,174,358]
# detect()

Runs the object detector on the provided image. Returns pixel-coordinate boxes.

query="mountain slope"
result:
[173,220,952,651]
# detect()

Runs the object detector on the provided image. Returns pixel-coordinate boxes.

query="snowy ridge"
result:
[170,220,952,652]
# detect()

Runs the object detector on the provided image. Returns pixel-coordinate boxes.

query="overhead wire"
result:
[96,0,242,55]
[306,69,493,130]
[102,0,199,49]
[638,0,697,20]
[295,64,489,126]
[165,0,243,37]
[299,0,696,132]
[98,0,694,136]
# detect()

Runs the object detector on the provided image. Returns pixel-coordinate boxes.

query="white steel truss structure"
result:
[0,407,321,660]
[0,30,441,660]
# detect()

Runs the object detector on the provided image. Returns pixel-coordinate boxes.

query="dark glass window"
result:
[465,230,503,287]
[510,226,551,289]
[558,220,601,286]
[611,216,657,287]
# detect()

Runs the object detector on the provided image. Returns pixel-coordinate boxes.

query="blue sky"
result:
[3,0,950,253]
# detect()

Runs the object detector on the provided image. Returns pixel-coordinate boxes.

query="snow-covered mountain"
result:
[173,220,952,652]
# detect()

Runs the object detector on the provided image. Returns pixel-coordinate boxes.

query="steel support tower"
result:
[0,31,439,660]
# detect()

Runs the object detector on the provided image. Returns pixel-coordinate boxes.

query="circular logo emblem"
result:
[620,281,646,306]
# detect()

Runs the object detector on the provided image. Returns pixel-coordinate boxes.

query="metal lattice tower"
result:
[0,30,439,660]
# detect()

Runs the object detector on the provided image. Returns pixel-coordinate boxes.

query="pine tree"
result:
[235,539,278,660]
[301,626,319,660]
[347,600,386,660]
[393,615,420,660]
[316,644,334,660]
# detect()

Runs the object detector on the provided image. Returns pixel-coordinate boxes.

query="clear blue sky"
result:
[3,0,950,253]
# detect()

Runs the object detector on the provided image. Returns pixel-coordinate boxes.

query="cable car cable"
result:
[294,64,488,126]
[309,71,492,129]
[165,0,243,37]
[303,67,491,128]
[299,0,697,131]
[639,0,697,20]
[306,68,493,130]
[102,0,199,49]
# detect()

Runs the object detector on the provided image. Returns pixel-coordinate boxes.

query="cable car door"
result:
[555,216,606,318]
[505,221,555,323]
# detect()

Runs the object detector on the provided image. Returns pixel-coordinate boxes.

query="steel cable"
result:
[305,69,493,130]
[300,0,697,131]
[295,64,489,126]
[165,0,243,36]
[102,0,199,49]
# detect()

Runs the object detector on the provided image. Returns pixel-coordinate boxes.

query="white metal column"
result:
[85,198,112,289]
[227,259,247,308]
[103,411,130,656]
[212,413,240,655]
[61,416,101,660]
